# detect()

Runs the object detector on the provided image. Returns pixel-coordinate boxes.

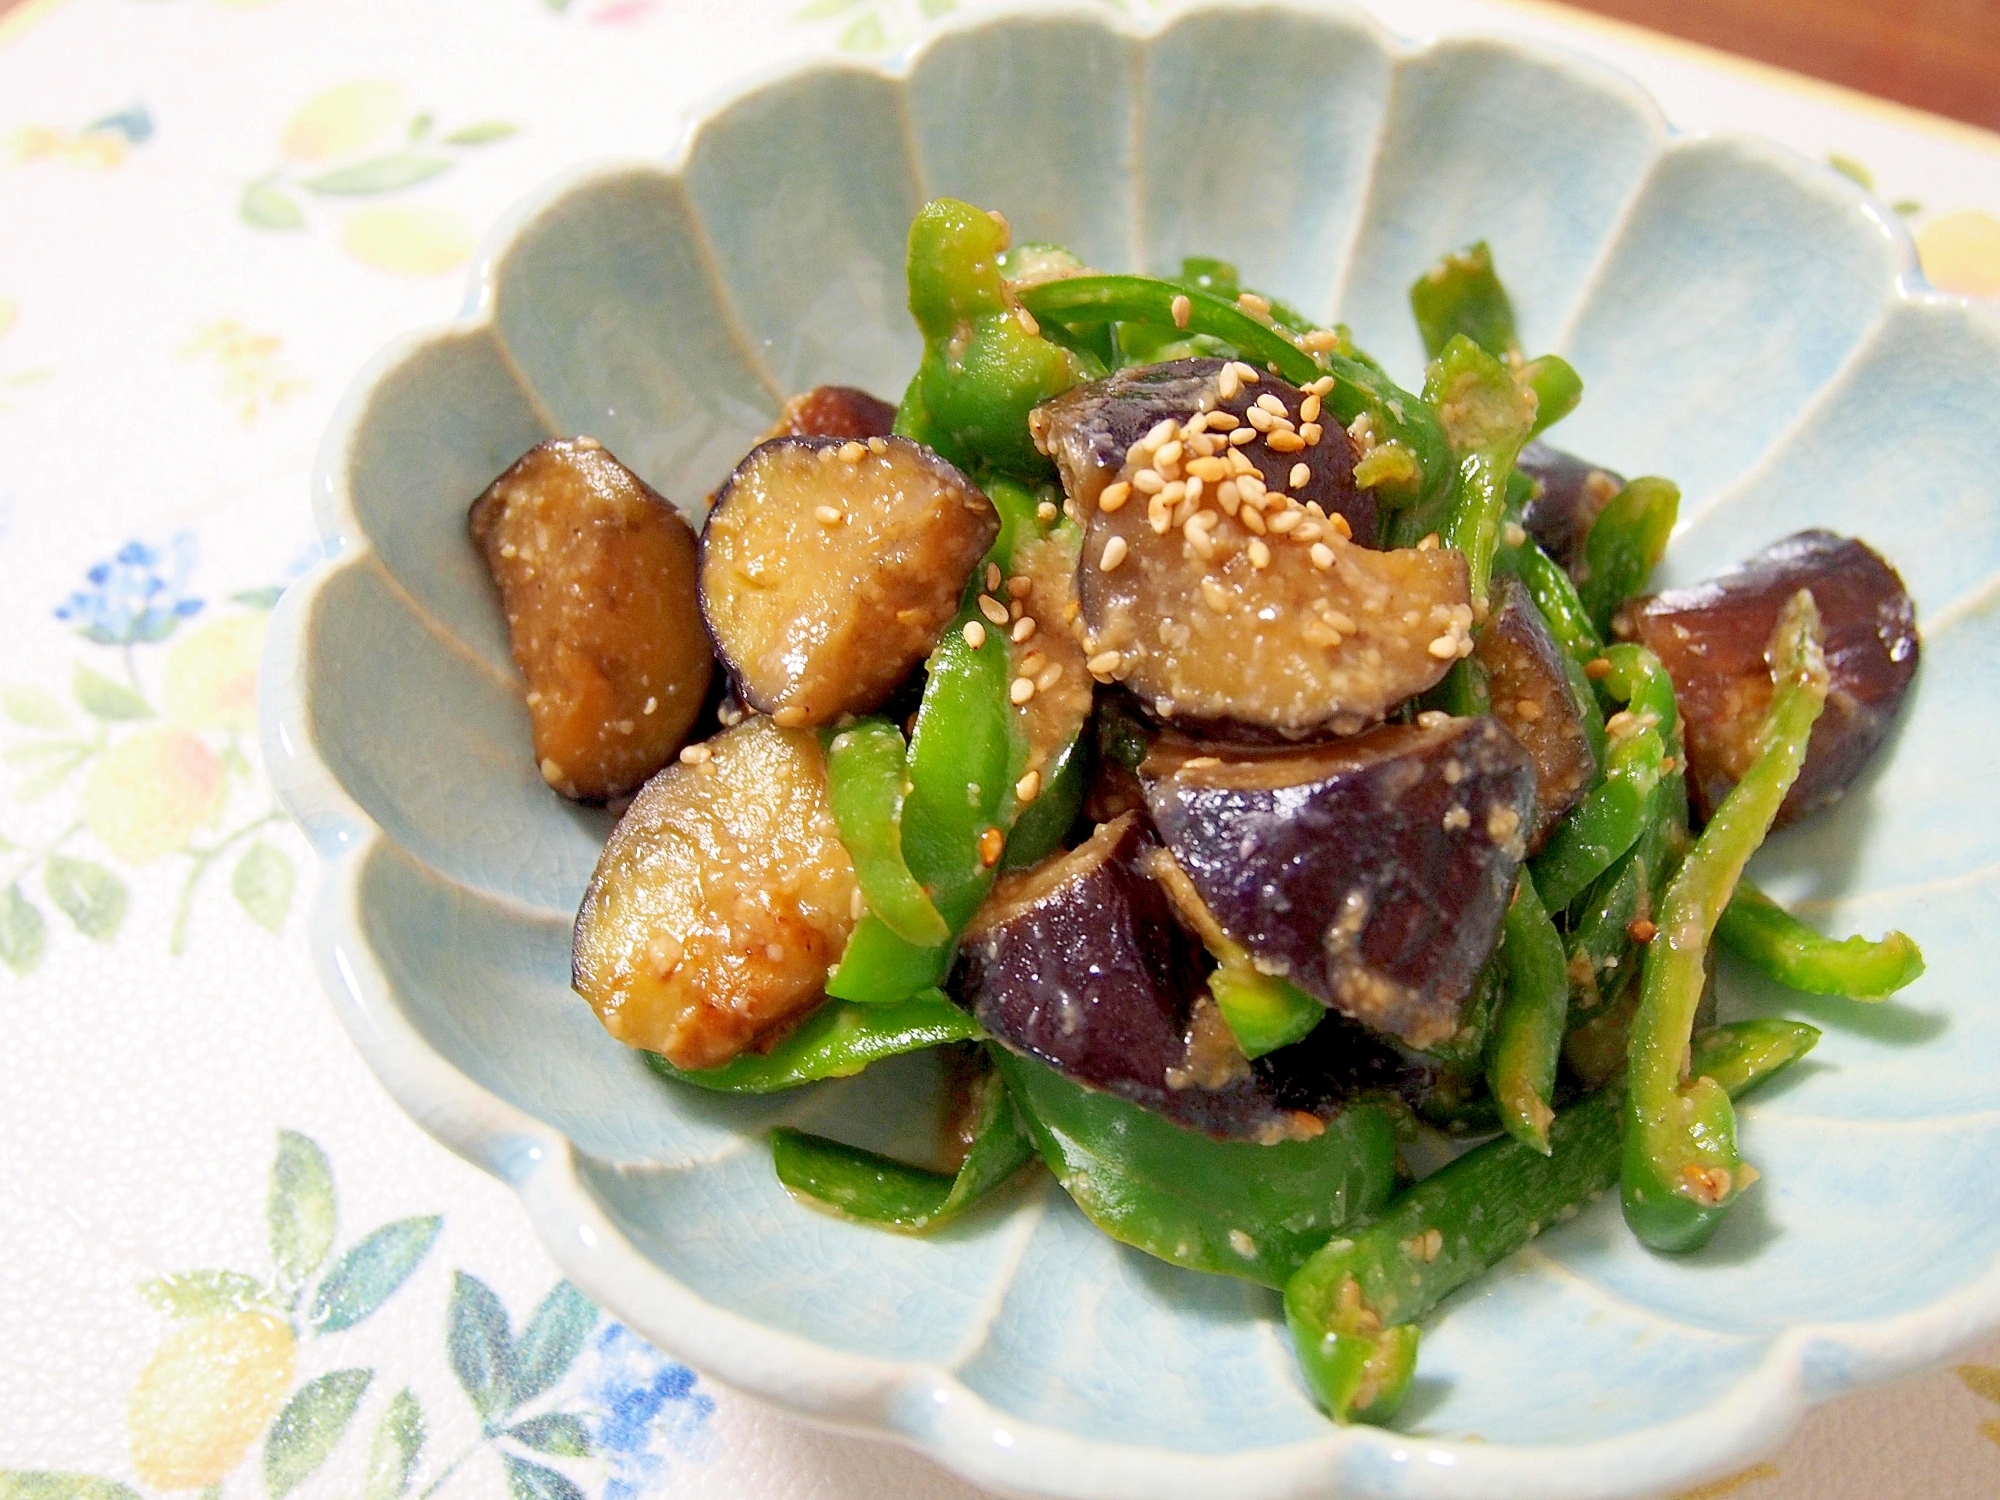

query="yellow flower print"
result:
[5,104,152,170]
[1918,211,2000,299]
[127,1311,298,1490]
[83,725,225,864]
[280,81,403,166]
[180,320,308,424]
[340,205,476,277]
[163,613,266,732]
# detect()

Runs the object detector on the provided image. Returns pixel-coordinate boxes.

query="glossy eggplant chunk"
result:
[469,438,714,802]
[1476,576,1598,849]
[699,435,997,728]
[1617,529,1918,826]
[1141,717,1538,1050]
[1515,440,1624,578]
[955,814,1404,1140]
[572,716,858,1070]
[1035,359,1471,737]
[762,385,898,443]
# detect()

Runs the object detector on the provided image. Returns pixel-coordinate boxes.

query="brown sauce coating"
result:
[1476,576,1599,849]
[762,385,898,443]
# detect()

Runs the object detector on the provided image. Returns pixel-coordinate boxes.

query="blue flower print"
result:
[577,1323,716,1499]
[54,534,202,645]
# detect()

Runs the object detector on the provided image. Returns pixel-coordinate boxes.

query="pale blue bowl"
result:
[260,5,2000,1495]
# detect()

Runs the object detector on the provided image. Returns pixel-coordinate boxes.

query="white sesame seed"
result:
[1307,375,1336,396]
[1427,635,1459,659]
[1012,615,1037,643]
[1036,500,1058,523]
[1015,305,1040,336]
[1007,575,1033,599]
[1154,439,1183,469]
[1201,578,1232,614]
[838,440,866,464]
[1206,409,1238,432]
[1239,503,1266,535]
[575,435,604,451]
[1217,366,1240,401]
[1132,469,1166,495]
[1269,508,1302,534]
[867,435,889,454]
[1228,426,1256,447]
[1248,538,1272,569]
[1310,542,1335,570]
[1299,392,1322,424]
[679,743,713,765]
[1301,330,1340,354]
[1228,360,1261,385]
[1503,520,1528,548]
[1256,392,1287,417]
[963,620,987,649]
[1237,471,1267,501]
[1184,473,1204,505]
[1266,429,1306,452]
[1289,462,1311,490]
[818,445,840,464]
[1331,513,1354,540]
[1147,419,1179,447]
[1087,649,1124,677]
[979,594,1009,626]
[814,504,845,525]
[1015,769,1041,803]
[1010,676,1036,705]
[1245,406,1275,432]
[1159,479,1187,507]
[1020,650,1047,676]
[986,562,1003,591]
[1216,479,1240,516]
[1099,536,1129,572]
[1418,532,1440,550]
[1300,422,1322,446]
[1099,480,1133,513]
[1170,293,1192,328]
[1238,292,1271,316]
[1035,662,1063,692]
[1327,610,1357,633]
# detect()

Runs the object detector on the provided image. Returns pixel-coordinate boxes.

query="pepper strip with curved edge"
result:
[1718,878,1925,1000]
[1521,354,1584,438]
[1206,964,1325,1060]
[1578,475,1679,636]
[646,989,981,1094]
[1486,873,1568,1153]
[771,1062,1034,1231]
[1623,590,1829,1253]
[1284,1018,1821,1422]
[907,197,1098,478]
[1423,335,1539,610]
[1565,773,1689,1016]
[1016,272,1451,511]
[1530,643,1678,913]
[1495,536,1604,664]
[994,1047,1401,1288]
[1410,240,1517,361]
[825,718,950,948]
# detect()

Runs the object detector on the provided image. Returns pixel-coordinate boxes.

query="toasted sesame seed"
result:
[1503,520,1528,548]
[1245,406,1275,432]
[1183,473,1204,506]
[1237,471,1267,501]
[1154,439,1183,469]
[814,504,845,525]
[1418,532,1440,551]
[1269,508,1303,534]
[1515,698,1544,722]
[1303,621,1340,648]
[1239,503,1267,535]
[1228,361,1261,385]
[1628,918,1658,943]
[1266,429,1306,452]
[1099,480,1133,513]
[979,594,1009,626]
[1187,455,1230,483]
[838,440,866,464]
[1228,426,1256,447]
[1248,537,1272,569]
[1035,662,1063,692]
[1146,419,1178,447]
[574,435,604,451]
[1036,500,1059,524]
[867,435,889,454]
[1158,478,1187,507]
[963,620,987,649]
[1010,676,1036,705]
[1330,513,1353,541]
[1217,366,1240,401]
[1199,578,1232,614]
[1255,392,1287,417]
[1007,575,1033,599]
[1014,304,1040,336]
[1185,521,1217,560]
[850,887,867,921]
[1326,609,1357,634]
[1585,657,1613,679]
[985,562,1002,591]
[1300,422,1322,446]
[818,445,840,464]
[1307,375,1336,396]
[1299,392,1322,424]
[978,826,1006,866]
[1170,293,1192,328]
[1132,469,1166,495]
[1289,462,1311,490]
[1301,330,1340,354]
[1148,494,1173,536]
[1010,600,1024,620]
[678,743,712,765]
[1086,649,1124,678]
[1310,541,1335,570]
[1215,479,1240,516]
[1427,634,1459,660]
[1294,520,1323,543]
[1237,291,1271,316]
[1019,650,1047,676]
[1189,432,1218,457]
[1206,409,1238,431]
[1099,536,1129,572]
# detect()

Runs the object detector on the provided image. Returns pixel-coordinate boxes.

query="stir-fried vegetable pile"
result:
[469,199,1926,1424]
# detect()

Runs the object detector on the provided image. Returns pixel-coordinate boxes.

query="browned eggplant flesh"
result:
[1476,575,1598,848]
[572,715,858,1069]
[1034,359,1473,737]
[1514,440,1625,578]
[955,813,1404,1140]
[761,384,898,442]
[1140,716,1538,1050]
[470,437,714,802]
[1617,529,1918,826]
[699,435,998,727]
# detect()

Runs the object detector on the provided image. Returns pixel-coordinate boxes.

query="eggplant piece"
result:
[1475,575,1599,849]
[1515,440,1624,578]
[1034,359,1471,737]
[469,438,714,802]
[1141,716,1538,1050]
[572,715,859,1070]
[955,813,1404,1140]
[762,385,898,443]
[1616,529,1918,826]
[699,436,998,728]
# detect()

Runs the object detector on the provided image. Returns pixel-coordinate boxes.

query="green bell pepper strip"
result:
[1530,643,1679,914]
[647,990,981,1094]
[824,718,950,948]
[1578,475,1679,637]
[1016,273,1451,510]
[1284,1018,1820,1423]
[1419,656,1490,720]
[1422,335,1539,610]
[771,1062,1035,1231]
[1410,241,1518,361]
[907,198,1097,477]
[1207,964,1325,1060]
[1565,772,1689,1016]
[1717,878,1924,1000]
[1495,536,1604,664]
[1622,591,1829,1253]
[993,1047,1401,1288]
[1486,874,1568,1154]
[999,731,1084,872]
[1521,353,1584,437]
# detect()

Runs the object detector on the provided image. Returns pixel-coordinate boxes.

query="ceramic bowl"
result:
[260,3,2000,1495]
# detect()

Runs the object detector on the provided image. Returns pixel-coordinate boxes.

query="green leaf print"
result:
[231,586,286,610]
[302,154,452,196]
[443,122,517,146]
[794,0,866,18]
[506,1412,591,1457]
[43,856,126,941]
[232,841,293,932]
[240,181,307,231]
[269,1129,337,1297]
[1,685,66,727]
[0,885,45,975]
[448,1271,517,1421]
[309,1216,443,1334]
[502,1456,584,1500]
[138,1269,273,1317]
[508,1281,597,1407]
[263,1368,373,1498]
[361,1389,426,1500]
[838,12,889,48]
[0,1474,143,1500]
[72,665,151,720]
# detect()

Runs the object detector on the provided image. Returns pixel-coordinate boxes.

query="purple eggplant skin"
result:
[1032,357,1374,546]
[1477,575,1599,850]
[1141,717,1539,1052]
[1618,529,1918,827]
[1515,441,1625,578]
[953,813,1406,1140]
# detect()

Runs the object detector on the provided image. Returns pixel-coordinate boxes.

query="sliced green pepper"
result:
[1410,241,1517,361]
[1578,475,1679,637]
[1718,878,1924,1000]
[1530,643,1678,913]
[1207,964,1325,1060]
[1565,772,1689,1016]
[1422,334,1539,609]
[825,718,949,948]
[1521,353,1584,437]
[772,1060,1034,1231]
[1485,873,1568,1154]
[908,198,1096,476]
[1285,1018,1820,1422]
[647,990,981,1094]
[1495,535,1604,664]
[994,1048,1400,1288]
[1622,590,1829,1253]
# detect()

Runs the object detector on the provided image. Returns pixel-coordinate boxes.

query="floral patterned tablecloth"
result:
[1,2,1996,1498]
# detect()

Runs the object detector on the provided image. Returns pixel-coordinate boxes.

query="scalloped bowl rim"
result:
[260,5,2000,1496]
